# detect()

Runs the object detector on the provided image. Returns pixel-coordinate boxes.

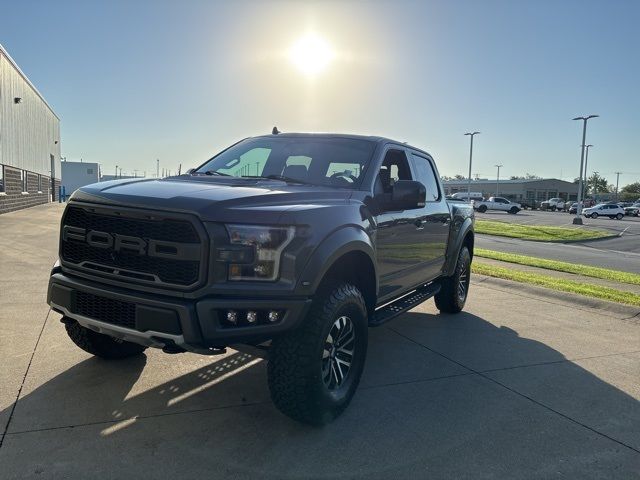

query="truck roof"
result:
[251,132,429,155]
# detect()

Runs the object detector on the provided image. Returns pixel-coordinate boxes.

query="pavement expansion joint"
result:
[0,309,52,449]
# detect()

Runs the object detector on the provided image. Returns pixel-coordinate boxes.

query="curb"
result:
[472,274,640,320]
[476,232,620,244]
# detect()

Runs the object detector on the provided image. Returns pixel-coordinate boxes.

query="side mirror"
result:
[390,180,426,210]
[186,168,196,175]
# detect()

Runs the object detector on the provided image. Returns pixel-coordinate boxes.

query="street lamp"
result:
[583,144,593,198]
[464,132,480,202]
[572,115,598,225]
[494,164,503,196]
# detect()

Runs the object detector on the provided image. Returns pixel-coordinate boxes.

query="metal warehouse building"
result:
[0,44,61,214]
[442,178,579,203]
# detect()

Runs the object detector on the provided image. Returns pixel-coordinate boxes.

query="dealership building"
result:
[0,44,61,214]
[442,178,579,203]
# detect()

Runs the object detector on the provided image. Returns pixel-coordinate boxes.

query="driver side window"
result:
[375,149,412,195]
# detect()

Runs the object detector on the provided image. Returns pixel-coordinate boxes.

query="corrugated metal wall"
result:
[0,48,61,178]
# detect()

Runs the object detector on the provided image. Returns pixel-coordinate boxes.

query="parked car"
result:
[47,132,475,425]
[623,203,640,216]
[472,196,521,214]
[540,198,566,211]
[582,203,625,219]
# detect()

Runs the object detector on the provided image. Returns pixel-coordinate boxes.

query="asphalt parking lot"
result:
[476,209,640,273]
[1,204,639,479]
[478,208,640,236]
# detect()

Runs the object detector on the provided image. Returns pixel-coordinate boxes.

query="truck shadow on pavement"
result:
[1,311,639,478]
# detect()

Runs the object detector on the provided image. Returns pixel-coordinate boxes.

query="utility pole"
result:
[115,165,118,178]
[494,164,503,196]
[133,169,138,178]
[464,132,480,202]
[156,159,160,178]
[583,145,593,198]
[615,172,621,201]
[572,115,599,225]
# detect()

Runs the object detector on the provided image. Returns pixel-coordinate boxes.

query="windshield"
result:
[196,136,376,188]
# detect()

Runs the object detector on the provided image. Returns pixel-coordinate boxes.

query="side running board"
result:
[369,282,441,327]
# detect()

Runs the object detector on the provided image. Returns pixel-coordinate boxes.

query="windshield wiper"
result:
[203,170,231,176]
[241,174,315,185]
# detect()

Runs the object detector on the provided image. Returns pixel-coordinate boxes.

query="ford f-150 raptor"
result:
[47,132,475,425]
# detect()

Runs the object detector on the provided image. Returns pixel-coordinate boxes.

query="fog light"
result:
[226,310,238,324]
[268,310,280,322]
[246,311,258,323]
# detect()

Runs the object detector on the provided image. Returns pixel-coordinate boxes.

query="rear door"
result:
[408,152,450,280]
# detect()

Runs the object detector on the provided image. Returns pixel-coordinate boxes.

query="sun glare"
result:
[289,34,334,76]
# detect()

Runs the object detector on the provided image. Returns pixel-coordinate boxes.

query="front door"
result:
[374,148,426,301]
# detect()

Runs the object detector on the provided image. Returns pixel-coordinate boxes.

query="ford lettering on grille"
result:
[62,226,200,261]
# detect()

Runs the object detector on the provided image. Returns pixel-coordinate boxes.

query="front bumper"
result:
[47,271,312,353]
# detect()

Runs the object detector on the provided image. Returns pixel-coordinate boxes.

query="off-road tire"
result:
[435,246,471,313]
[477,205,487,213]
[267,283,368,425]
[64,319,147,359]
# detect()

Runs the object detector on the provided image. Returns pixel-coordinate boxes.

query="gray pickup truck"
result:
[48,132,475,424]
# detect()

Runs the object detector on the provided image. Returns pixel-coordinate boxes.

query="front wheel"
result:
[435,246,471,313]
[477,205,488,213]
[591,212,598,219]
[509,207,520,214]
[616,213,623,220]
[267,283,368,425]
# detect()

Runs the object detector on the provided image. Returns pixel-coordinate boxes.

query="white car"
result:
[542,197,566,211]
[473,196,522,214]
[582,203,625,219]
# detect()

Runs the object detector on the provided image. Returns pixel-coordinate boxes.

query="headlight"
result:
[224,224,295,281]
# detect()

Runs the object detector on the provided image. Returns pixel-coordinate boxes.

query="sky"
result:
[1,0,639,187]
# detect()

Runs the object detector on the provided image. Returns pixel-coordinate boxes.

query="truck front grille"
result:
[60,205,205,289]
[75,291,136,330]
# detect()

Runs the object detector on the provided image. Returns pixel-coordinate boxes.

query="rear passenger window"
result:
[410,154,440,201]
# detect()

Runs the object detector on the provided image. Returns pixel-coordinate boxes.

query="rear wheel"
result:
[267,283,368,425]
[435,246,471,313]
[64,319,147,359]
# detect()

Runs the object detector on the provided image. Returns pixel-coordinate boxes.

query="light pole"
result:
[572,115,599,225]
[464,132,480,202]
[583,144,593,198]
[494,164,503,196]
[615,172,621,201]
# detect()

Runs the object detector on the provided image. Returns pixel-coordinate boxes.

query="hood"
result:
[71,176,354,223]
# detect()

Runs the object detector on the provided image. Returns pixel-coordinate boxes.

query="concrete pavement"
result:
[1,203,639,479]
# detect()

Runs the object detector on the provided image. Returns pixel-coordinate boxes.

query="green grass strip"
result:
[475,219,611,242]
[475,248,640,286]
[472,262,640,307]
